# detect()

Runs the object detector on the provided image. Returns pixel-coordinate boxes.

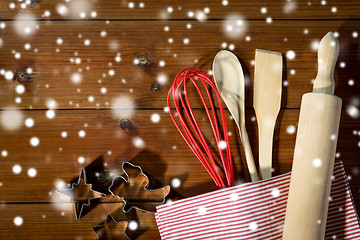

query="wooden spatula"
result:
[253,49,282,179]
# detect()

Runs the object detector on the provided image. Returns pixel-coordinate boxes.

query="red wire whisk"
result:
[167,67,235,188]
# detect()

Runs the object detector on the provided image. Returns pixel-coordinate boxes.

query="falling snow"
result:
[311,40,320,51]
[132,137,145,148]
[230,193,240,201]
[111,95,136,119]
[13,164,22,174]
[128,2,135,8]
[266,17,272,23]
[71,73,82,84]
[128,221,138,231]
[0,2,358,236]
[157,74,168,84]
[5,71,14,80]
[57,38,63,45]
[223,15,247,39]
[14,13,37,36]
[24,43,31,50]
[171,178,181,188]
[78,130,86,137]
[46,99,58,109]
[313,158,322,168]
[284,1,297,13]
[30,137,40,147]
[25,118,34,128]
[218,140,227,150]
[16,85,25,94]
[56,4,69,16]
[151,113,161,123]
[115,54,121,62]
[27,168,37,177]
[13,216,23,226]
[159,60,166,67]
[271,188,280,197]
[1,109,24,131]
[54,179,66,190]
[198,206,207,215]
[1,150,8,157]
[84,39,91,46]
[286,50,296,60]
[46,110,55,119]
[347,106,359,118]
[61,131,68,138]
[249,222,258,231]
[108,69,115,76]
[78,156,85,164]
[286,125,296,134]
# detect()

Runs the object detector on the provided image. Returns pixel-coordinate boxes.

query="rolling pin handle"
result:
[313,31,339,95]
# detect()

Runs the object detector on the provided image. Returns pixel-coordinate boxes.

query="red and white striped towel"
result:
[155,161,360,240]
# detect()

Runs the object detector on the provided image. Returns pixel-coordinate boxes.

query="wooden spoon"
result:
[253,49,282,179]
[213,50,259,182]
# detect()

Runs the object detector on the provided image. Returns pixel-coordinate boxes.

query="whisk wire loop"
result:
[167,67,235,188]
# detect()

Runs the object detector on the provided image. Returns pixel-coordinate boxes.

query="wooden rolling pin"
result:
[282,32,342,240]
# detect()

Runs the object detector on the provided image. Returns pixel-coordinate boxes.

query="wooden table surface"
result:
[0,0,359,239]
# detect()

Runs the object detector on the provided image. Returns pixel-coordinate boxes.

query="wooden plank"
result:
[0,0,359,20]
[0,203,160,239]
[355,200,360,214]
[0,20,359,109]
[0,109,358,202]
[0,201,359,240]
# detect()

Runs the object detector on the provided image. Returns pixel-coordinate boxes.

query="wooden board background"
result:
[0,0,359,239]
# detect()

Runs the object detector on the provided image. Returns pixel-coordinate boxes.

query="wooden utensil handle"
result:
[240,127,259,182]
[313,31,339,94]
[258,120,276,180]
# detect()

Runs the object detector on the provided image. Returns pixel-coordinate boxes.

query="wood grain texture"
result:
[0,0,360,238]
[0,0,359,20]
[0,203,160,239]
[213,50,259,182]
[0,20,359,109]
[283,93,342,240]
[0,109,358,202]
[254,49,282,179]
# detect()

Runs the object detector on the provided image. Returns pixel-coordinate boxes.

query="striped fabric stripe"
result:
[155,161,360,240]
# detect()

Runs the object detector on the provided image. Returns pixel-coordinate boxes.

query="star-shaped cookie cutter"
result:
[57,168,106,220]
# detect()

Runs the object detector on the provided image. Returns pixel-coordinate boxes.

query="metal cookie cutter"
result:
[108,161,170,213]
[93,215,130,240]
[93,162,170,239]
[57,168,106,220]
